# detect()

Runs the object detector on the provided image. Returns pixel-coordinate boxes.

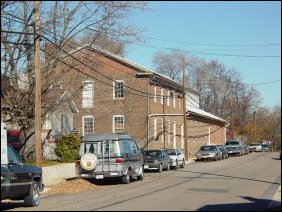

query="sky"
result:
[124,1,281,108]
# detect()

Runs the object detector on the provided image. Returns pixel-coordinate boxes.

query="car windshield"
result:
[262,145,268,148]
[166,149,176,156]
[143,151,161,157]
[199,146,217,151]
[250,144,260,146]
[225,141,240,145]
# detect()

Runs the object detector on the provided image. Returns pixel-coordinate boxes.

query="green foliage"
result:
[55,134,81,163]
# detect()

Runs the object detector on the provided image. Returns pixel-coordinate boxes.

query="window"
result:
[161,118,164,143]
[82,81,94,108]
[173,122,176,148]
[113,115,125,133]
[172,91,175,107]
[114,81,125,99]
[82,116,94,135]
[154,117,157,141]
[168,121,171,144]
[154,84,157,102]
[160,87,163,104]
[181,124,184,149]
[179,96,181,109]
[129,140,139,153]
[122,141,131,154]
[167,90,170,106]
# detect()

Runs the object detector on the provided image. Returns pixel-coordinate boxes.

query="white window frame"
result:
[113,115,125,133]
[160,87,164,104]
[82,80,94,108]
[154,117,157,142]
[154,84,157,103]
[168,120,171,144]
[167,90,170,106]
[161,118,164,143]
[172,90,176,107]
[113,80,125,100]
[173,122,176,149]
[82,116,94,136]
[179,95,181,109]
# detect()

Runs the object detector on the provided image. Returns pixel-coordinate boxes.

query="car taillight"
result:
[76,161,81,166]
[115,158,123,165]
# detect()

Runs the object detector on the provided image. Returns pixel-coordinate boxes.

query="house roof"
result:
[65,44,199,94]
[187,105,227,124]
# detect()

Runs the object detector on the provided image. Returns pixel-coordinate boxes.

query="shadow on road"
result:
[179,170,281,186]
[1,201,25,211]
[197,196,281,211]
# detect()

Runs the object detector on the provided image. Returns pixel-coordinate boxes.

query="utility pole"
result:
[182,61,188,160]
[254,109,257,142]
[34,1,42,168]
[163,92,166,149]
[231,97,235,140]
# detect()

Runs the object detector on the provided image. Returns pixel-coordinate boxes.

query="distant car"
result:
[76,133,144,184]
[249,143,262,152]
[261,144,269,152]
[225,140,245,156]
[242,143,249,155]
[164,149,185,169]
[196,145,222,161]
[142,150,171,172]
[216,145,229,159]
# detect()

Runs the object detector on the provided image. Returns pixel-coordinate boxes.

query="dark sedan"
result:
[142,150,171,172]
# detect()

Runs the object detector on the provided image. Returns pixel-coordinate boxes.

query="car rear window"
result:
[225,141,240,145]
[143,151,161,157]
[200,146,217,151]
[79,141,119,157]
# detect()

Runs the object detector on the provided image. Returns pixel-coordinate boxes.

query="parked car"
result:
[196,145,222,161]
[242,142,249,155]
[164,148,185,169]
[142,150,170,172]
[249,143,262,152]
[261,144,269,152]
[1,144,43,207]
[76,133,144,184]
[216,145,229,159]
[225,140,245,156]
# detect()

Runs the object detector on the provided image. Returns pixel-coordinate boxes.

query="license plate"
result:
[96,175,104,179]
[144,165,149,169]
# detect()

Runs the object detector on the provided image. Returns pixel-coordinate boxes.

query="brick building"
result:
[45,44,227,156]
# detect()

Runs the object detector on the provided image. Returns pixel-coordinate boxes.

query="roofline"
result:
[188,110,227,124]
[64,44,199,94]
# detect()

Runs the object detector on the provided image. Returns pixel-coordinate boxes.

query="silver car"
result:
[76,133,144,184]
[196,145,222,161]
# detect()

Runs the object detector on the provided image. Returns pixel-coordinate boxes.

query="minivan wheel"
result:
[24,181,40,207]
[121,170,131,184]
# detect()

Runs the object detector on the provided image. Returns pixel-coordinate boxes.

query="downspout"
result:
[147,80,150,150]
[225,123,230,144]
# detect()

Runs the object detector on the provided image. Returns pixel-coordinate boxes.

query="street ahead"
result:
[2,152,281,211]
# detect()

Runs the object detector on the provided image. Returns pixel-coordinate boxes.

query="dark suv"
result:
[1,145,43,207]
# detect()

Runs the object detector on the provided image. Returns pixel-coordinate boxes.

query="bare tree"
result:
[1,1,148,158]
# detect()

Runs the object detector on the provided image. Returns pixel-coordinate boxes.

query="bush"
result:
[55,134,81,163]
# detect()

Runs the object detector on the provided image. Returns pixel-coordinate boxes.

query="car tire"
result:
[121,170,131,184]
[158,163,163,173]
[137,168,144,181]
[24,181,40,207]
[180,159,185,168]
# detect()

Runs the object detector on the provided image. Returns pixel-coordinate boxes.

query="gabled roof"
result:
[65,44,199,94]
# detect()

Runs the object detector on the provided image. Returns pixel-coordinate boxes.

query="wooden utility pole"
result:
[254,110,257,142]
[182,61,188,160]
[34,1,42,168]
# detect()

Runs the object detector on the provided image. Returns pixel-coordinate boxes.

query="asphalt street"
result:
[2,152,281,211]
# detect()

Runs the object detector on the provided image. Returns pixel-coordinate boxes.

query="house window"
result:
[168,120,171,144]
[114,81,125,99]
[160,87,164,104]
[167,90,170,106]
[154,84,157,103]
[173,122,176,148]
[154,117,157,142]
[82,81,94,108]
[161,118,164,143]
[83,116,94,135]
[181,123,184,149]
[172,91,175,107]
[113,115,125,133]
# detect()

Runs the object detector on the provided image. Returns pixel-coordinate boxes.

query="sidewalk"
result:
[267,186,281,211]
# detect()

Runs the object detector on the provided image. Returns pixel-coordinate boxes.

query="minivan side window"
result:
[122,141,131,154]
[128,140,138,154]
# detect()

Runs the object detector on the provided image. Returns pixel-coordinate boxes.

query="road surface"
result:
[2,152,281,211]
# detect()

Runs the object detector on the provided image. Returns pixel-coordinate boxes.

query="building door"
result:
[173,122,176,149]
